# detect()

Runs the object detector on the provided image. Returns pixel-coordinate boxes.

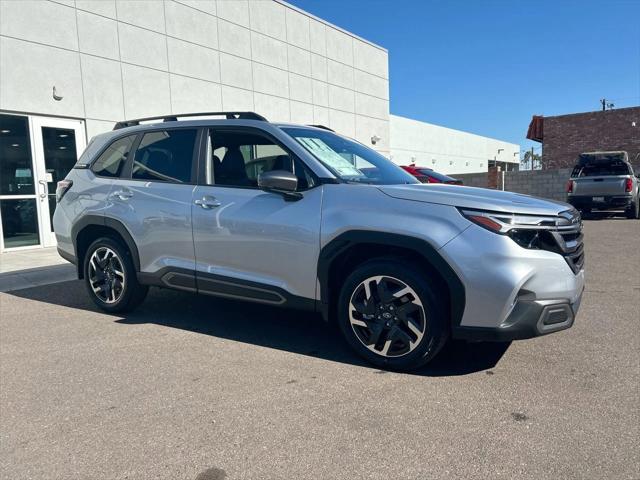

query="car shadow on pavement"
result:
[7,280,510,377]
[580,211,629,221]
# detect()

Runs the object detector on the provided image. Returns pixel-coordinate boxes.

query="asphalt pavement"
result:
[1,217,638,479]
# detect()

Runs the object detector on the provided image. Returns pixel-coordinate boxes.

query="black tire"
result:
[626,200,639,219]
[337,258,449,371]
[83,236,148,313]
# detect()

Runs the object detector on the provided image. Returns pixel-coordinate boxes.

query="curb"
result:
[0,264,78,293]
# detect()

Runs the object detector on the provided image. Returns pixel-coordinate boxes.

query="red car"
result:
[400,165,463,185]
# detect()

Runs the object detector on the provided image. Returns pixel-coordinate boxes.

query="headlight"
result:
[458,208,579,251]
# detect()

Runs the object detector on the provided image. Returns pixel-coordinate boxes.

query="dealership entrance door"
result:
[0,113,85,251]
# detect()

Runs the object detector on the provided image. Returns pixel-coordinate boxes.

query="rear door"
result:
[191,127,322,304]
[104,128,199,277]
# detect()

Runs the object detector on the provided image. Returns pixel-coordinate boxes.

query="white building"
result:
[0,0,390,251]
[0,0,516,253]
[390,115,520,175]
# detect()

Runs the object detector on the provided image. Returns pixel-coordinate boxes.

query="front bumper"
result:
[568,194,633,210]
[453,288,583,341]
[440,223,585,342]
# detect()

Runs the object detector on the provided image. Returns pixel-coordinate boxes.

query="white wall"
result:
[389,114,520,174]
[0,0,391,154]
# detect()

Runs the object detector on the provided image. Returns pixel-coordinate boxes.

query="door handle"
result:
[194,196,221,209]
[38,180,47,199]
[112,189,133,200]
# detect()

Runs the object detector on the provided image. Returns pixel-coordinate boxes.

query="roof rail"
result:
[308,124,334,132]
[113,111,268,130]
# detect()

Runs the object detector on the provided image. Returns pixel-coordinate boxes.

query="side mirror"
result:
[258,170,302,200]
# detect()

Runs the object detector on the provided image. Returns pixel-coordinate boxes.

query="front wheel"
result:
[83,237,148,313]
[337,259,449,371]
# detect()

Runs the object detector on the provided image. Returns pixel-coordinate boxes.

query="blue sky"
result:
[289,0,640,153]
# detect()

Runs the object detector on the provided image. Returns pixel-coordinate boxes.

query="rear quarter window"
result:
[91,135,136,178]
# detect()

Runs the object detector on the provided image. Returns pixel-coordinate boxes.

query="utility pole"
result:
[531,146,535,170]
[600,98,606,111]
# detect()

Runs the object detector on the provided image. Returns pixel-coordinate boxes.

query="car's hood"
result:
[378,183,572,215]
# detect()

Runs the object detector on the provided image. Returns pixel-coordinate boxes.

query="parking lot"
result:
[1,217,638,480]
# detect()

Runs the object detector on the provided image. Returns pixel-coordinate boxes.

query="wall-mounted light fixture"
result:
[52,86,63,101]
[371,134,381,145]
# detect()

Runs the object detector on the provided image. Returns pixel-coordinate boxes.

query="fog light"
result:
[543,308,569,325]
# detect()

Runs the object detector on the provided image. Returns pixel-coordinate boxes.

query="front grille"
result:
[563,240,585,274]
[548,210,585,274]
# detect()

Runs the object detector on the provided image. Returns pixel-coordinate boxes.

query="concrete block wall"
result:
[0,0,391,154]
[450,171,488,188]
[453,168,573,202]
[504,168,572,202]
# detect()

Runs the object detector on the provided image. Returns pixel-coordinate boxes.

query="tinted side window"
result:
[91,135,135,178]
[206,129,315,190]
[132,129,197,183]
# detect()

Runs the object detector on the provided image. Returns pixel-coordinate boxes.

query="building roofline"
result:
[544,105,640,120]
[275,0,388,52]
[390,114,520,147]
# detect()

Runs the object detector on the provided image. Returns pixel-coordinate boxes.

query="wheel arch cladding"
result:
[72,215,140,279]
[317,231,465,328]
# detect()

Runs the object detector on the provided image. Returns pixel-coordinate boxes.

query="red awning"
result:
[526,115,544,142]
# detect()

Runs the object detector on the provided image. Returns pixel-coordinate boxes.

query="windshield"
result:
[282,127,418,185]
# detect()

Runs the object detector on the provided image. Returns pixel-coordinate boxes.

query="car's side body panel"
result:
[102,179,197,274]
[191,184,323,300]
[319,184,469,250]
[53,168,114,259]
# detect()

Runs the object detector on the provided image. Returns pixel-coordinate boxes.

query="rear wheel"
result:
[626,200,639,219]
[337,259,449,371]
[83,237,148,313]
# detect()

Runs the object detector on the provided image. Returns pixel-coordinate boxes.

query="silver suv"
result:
[54,112,585,371]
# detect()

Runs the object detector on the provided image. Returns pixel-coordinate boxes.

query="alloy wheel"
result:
[348,275,427,358]
[88,247,126,304]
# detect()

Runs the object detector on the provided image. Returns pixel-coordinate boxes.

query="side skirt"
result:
[137,267,317,312]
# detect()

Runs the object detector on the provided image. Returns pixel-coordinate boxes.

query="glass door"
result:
[0,113,40,250]
[31,116,86,247]
[0,113,85,251]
